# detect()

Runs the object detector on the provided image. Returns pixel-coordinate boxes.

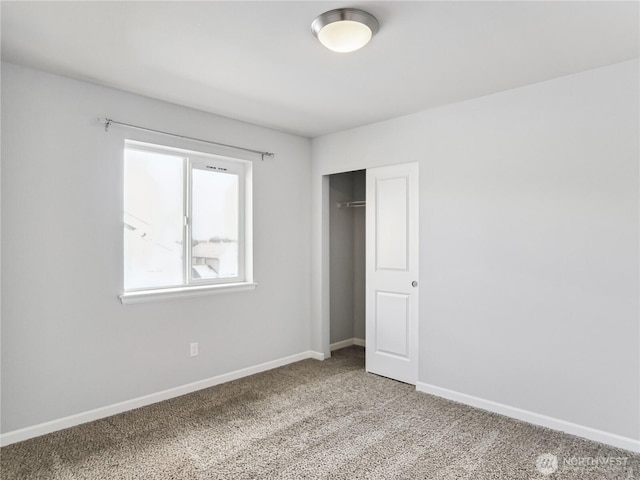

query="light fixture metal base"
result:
[311,8,380,37]
[311,8,379,52]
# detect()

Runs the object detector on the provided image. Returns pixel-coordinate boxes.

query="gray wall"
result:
[329,171,365,345]
[312,60,639,440]
[1,63,313,433]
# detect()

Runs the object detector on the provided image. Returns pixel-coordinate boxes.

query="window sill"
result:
[119,282,257,305]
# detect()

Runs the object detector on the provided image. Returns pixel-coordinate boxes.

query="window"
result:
[121,141,253,303]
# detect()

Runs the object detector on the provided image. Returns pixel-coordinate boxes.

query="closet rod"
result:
[337,200,366,208]
[101,117,275,160]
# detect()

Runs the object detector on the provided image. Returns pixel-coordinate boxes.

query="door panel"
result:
[375,291,410,357]
[376,177,408,271]
[366,162,418,385]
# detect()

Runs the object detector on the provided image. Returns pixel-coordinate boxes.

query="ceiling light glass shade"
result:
[311,9,379,53]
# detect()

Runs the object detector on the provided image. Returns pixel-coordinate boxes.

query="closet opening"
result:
[328,169,366,353]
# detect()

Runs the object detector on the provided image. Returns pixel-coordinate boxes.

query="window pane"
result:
[124,149,184,290]
[191,169,239,280]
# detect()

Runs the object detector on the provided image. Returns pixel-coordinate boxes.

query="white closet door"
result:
[366,162,419,384]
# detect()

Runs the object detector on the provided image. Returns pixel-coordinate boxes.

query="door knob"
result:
[412,281,418,287]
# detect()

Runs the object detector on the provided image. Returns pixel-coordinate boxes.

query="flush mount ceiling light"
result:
[311,8,379,53]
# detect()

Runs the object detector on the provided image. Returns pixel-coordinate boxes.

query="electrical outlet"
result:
[190,342,198,357]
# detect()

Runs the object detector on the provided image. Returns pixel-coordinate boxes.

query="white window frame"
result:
[120,140,255,304]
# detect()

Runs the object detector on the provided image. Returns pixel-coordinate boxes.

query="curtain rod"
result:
[100,117,275,160]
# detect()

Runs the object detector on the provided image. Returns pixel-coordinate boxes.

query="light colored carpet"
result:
[1,346,638,479]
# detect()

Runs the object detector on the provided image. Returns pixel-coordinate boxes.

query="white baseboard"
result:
[330,337,366,351]
[308,350,326,360]
[416,381,640,454]
[0,350,325,447]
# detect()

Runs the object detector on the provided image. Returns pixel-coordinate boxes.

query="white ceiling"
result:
[2,1,638,138]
